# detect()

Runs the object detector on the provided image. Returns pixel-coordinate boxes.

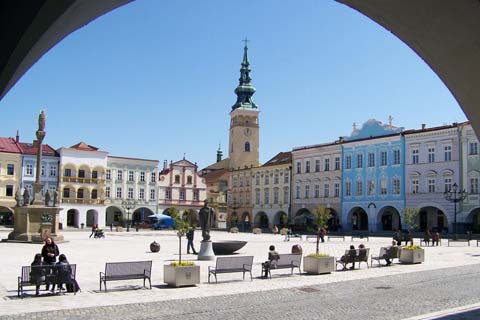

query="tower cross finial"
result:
[243,37,249,47]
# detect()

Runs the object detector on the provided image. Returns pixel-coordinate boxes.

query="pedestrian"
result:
[54,254,80,293]
[30,253,44,296]
[320,227,327,243]
[340,245,357,270]
[262,245,280,278]
[186,227,197,254]
[423,229,431,246]
[89,224,98,238]
[110,223,113,231]
[41,237,59,291]
[432,231,440,246]
[383,240,398,266]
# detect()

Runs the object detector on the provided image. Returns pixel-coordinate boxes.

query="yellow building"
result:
[0,137,22,221]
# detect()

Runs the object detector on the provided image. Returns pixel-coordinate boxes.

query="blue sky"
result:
[0,0,466,169]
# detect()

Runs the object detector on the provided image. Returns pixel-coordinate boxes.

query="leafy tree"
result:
[312,205,331,254]
[403,208,419,231]
[170,206,191,263]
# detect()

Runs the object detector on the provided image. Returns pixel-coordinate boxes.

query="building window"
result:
[334,183,340,197]
[296,162,301,174]
[193,190,199,201]
[345,181,351,197]
[64,168,71,177]
[41,164,45,176]
[368,153,375,167]
[233,177,238,187]
[246,193,250,204]
[151,172,156,183]
[393,178,400,195]
[470,178,479,194]
[150,189,156,200]
[165,189,171,200]
[412,149,419,164]
[139,188,144,200]
[78,169,85,178]
[284,172,289,184]
[128,171,134,182]
[246,176,250,187]
[315,160,320,172]
[243,142,250,152]
[314,184,320,198]
[7,164,14,175]
[444,145,452,162]
[345,155,352,169]
[265,175,270,185]
[380,179,387,195]
[305,185,310,198]
[283,187,289,204]
[180,190,186,201]
[428,178,436,193]
[106,169,111,180]
[117,170,123,181]
[239,177,243,187]
[274,174,279,184]
[6,185,13,197]
[335,157,340,170]
[470,142,478,155]
[264,188,270,204]
[91,189,98,199]
[368,180,375,195]
[356,181,363,196]
[324,184,330,198]
[77,189,84,198]
[174,175,180,184]
[393,150,401,165]
[255,175,260,185]
[305,161,310,173]
[255,189,261,204]
[116,187,122,199]
[26,163,33,176]
[356,154,363,169]
[296,185,301,199]
[50,165,57,177]
[411,179,419,194]
[273,189,279,204]
[105,186,111,198]
[428,147,435,163]
[380,151,387,166]
[63,188,70,198]
[324,158,330,171]
[444,177,452,193]
[187,175,193,184]
[140,172,145,182]
[92,171,98,179]
[128,187,134,199]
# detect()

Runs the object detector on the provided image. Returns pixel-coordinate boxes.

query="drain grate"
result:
[297,286,320,293]
[374,286,392,290]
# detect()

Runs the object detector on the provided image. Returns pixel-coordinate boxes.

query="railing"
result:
[161,199,202,206]
[62,198,105,205]
[62,177,106,184]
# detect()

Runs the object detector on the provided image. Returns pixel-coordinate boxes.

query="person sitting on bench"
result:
[262,245,280,278]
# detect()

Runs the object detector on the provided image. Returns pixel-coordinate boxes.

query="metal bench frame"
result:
[18,264,77,297]
[336,248,370,270]
[371,247,399,267]
[262,254,302,279]
[99,261,152,291]
[208,256,254,283]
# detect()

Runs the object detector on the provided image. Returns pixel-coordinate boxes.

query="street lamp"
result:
[444,183,467,239]
[121,199,136,232]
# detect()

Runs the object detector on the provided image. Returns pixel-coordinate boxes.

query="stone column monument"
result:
[197,200,215,260]
[8,110,64,243]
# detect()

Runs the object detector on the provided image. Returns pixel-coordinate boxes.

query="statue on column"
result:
[38,110,46,132]
[44,190,51,207]
[53,190,58,206]
[15,188,22,207]
[198,200,212,241]
[23,188,30,206]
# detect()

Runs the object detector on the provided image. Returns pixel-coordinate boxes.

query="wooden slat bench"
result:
[208,256,253,283]
[99,261,152,292]
[262,254,302,279]
[336,248,370,270]
[371,247,399,267]
[18,264,77,297]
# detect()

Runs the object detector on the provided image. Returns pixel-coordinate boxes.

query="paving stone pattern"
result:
[3,264,480,320]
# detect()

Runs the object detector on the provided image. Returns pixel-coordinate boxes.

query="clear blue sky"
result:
[0,0,466,169]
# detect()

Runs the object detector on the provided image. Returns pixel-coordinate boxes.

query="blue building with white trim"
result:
[341,119,405,232]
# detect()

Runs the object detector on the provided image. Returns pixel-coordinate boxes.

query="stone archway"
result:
[133,207,154,224]
[254,212,269,228]
[377,206,402,231]
[86,209,98,227]
[419,206,449,232]
[274,211,288,227]
[467,208,480,233]
[67,209,80,228]
[348,207,368,231]
[326,209,341,232]
[105,205,123,227]
[0,206,13,226]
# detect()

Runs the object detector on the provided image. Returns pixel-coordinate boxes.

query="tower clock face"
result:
[244,128,252,137]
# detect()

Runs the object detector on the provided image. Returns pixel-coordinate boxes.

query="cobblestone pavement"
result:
[2,263,480,320]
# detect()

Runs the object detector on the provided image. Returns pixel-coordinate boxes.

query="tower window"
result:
[245,142,250,152]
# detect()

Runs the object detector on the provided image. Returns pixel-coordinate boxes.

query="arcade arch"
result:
[419,206,448,232]
[377,206,401,231]
[348,207,368,231]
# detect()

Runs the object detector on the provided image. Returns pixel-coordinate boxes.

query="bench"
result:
[420,239,442,246]
[448,239,470,246]
[327,235,345,241]
[371,247,399,267]
[18,264,77,297]
[351,233,369,241]
[336,248,370,270]
[99,261,152,291]
[284,233,302,241]
[305,235,317,241]
[208,256,253,283]
[262,254,302,279]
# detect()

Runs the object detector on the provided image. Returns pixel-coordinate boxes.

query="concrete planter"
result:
[303,256,335,274]
[280,229,289,236]
[252,228,262,234]
[229,227,239,233]
[399,248,425,264]
[164,265,200,287]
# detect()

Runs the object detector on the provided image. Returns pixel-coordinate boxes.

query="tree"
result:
[403,208,419,231]
[312,205,331,254]
[169,206,191,263]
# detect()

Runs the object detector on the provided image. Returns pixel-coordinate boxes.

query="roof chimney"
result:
[421,124,426,130]
[163,160,167,170]
[15,130,19,143]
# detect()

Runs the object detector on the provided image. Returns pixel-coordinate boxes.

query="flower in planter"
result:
[402,245,422,250]
[170,261,195,267]
[307,253,331,258]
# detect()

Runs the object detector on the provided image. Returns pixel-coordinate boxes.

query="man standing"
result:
[186,227,197,254]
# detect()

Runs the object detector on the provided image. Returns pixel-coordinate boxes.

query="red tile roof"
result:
[0,137,21,154]
[69,142,99,151]
[262,151,292,167]
[18,142,59,157]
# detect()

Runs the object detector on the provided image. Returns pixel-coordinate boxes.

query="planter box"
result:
[303,256,335,274]
[164,265,200,287]
[399,248,424,264]
[280,229,289,236]
[252,228,262,234]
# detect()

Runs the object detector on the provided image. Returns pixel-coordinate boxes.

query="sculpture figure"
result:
[53,190,58,206]
[198,200,212,241]
[15,188,22,207]
[38,110,46,132]
[44,190,51,207]
[23,188,30,206]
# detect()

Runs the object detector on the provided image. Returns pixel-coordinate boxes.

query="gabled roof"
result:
[69,141,99,151]
[262,152,292,167]
[18,142,59,157]
[202,158,230,171]
[171,158,196,167]
[0,137,21,154]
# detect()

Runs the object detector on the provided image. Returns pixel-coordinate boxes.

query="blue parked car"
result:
[149,214,176,230]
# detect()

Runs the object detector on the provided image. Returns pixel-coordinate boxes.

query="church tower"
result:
[228,41,260,170]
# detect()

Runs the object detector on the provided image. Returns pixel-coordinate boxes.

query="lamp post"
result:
[444,183,467,239]
[121,199,136,232]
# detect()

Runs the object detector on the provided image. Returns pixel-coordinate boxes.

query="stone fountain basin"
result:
[212,240,247,255]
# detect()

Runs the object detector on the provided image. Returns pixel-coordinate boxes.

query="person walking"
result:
[186,227,197,254]
[89,224,98,238]
[320,227,327,243]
